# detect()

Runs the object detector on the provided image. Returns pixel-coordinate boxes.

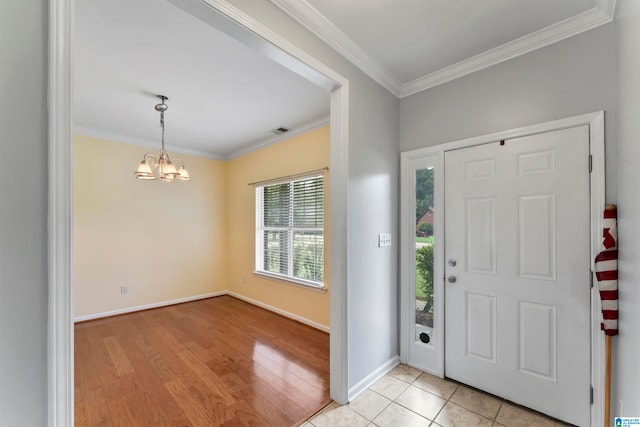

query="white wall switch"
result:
[378,233,392,247]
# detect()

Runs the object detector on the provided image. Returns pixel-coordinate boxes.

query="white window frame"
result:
[255,174,325,290]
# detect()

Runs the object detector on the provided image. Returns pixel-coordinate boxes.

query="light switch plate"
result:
[378,233,392,247]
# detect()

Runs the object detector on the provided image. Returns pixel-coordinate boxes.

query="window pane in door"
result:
[415,167,434,345]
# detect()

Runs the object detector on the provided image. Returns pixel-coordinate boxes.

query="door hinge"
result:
[589,154,593,173]
[590,385,594,404]
[590,270,594,288]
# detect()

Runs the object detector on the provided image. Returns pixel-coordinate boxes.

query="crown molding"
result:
[269,0,402,97]
[75,116,330,162]
[225,116,330,160]
[400,1,617,97]
[596,0,617,17]
[271,0,616,99]
[73,127,225,160]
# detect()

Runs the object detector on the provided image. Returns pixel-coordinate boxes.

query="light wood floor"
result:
[74,295,331,426]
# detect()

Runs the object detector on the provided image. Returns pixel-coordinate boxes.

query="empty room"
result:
[3,1,640,427]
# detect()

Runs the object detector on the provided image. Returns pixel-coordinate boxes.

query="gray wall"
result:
[346,74,399,387]
[0,1,49,426]
[400,24,617,200]
[614,0,640,420]
[228,0,400,395]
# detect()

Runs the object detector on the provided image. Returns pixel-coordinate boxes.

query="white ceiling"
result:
[307,0,594,82]
[76,0,616,158]
[272,0,616,97]
[74,0,330,159]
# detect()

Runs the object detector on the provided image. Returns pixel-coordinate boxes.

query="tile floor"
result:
[303,365,573,427]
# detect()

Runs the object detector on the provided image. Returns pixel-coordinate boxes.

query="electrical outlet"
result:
[121,285,128,294]
[378,233,392,247]
[242,276,247,284]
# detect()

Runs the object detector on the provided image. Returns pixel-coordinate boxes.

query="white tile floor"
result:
[302,365,573,427]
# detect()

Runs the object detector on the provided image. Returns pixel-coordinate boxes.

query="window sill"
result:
[253,271,327,294]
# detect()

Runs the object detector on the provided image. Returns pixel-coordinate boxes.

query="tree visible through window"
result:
[255,175,324,287]
[415,167,434,342]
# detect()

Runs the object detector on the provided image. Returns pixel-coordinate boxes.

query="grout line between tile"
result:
[494,402,503,422]
[366,388,393,421]
[310,367,569,427]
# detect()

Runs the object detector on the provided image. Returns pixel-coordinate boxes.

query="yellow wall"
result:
[226,126,330,328]
[74,135,228,317]
[74,127,330,328]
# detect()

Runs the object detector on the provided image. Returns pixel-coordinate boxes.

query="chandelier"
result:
[134,95,191,182]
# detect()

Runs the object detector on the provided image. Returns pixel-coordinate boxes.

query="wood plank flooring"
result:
[75,295,331,426]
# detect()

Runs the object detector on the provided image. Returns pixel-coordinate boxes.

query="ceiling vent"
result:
[272,127,289,135]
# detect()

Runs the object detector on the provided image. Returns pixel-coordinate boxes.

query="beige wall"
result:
[226,126,330,328]
[74,128,330,328]
[74,135,228,317]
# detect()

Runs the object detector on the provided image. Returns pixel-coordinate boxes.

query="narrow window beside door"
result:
[415,167,435,344]
[255,175,325,288]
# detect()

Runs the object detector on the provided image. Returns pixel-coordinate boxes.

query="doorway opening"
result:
[49,0,350,424]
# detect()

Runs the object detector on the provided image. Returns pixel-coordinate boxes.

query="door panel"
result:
[465,292,496,363]
[518,194,556,279]
[444,125,591,426]
[517,301,556,381]
[465,197,496,274]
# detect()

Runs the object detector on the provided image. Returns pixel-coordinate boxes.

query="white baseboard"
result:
[348,355,400,402]
[227,291,330,333]
[73,291,226,322]
[74,290,331,334]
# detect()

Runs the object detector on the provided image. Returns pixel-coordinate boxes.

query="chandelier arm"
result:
[143,152,158,168]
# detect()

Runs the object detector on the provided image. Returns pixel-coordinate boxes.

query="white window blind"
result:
[255,174,324,287]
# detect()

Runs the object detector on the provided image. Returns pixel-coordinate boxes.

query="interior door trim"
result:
[400,111,605,427]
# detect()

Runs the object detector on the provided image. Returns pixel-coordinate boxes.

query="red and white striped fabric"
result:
[595,205,618,336]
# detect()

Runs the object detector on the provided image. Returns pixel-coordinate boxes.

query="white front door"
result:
[444,125,591,426]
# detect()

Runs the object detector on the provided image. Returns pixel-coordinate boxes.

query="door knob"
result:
[448,258,457,267]
[447,275,457,283]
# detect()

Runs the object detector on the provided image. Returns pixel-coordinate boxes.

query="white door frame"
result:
[400,111,605,427]
[400,153,446,376]
[48,1,351,425]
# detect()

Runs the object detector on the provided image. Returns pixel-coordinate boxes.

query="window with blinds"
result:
[255,174,324,287]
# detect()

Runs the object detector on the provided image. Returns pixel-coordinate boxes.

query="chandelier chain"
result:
[160,109,165,152]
